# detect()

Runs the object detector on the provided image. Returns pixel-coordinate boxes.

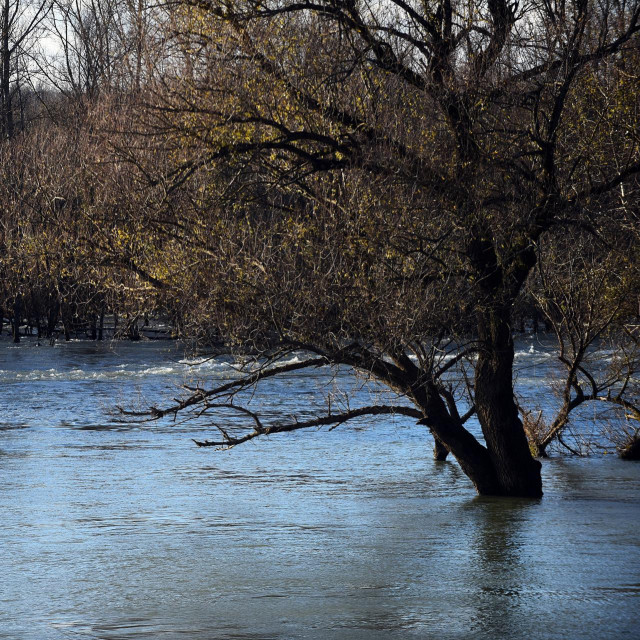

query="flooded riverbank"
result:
[1,338,639,639]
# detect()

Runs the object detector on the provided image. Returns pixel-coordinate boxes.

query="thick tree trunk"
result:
[413,384,502,495]
[475,307,543,497]
[619,435,640,460]
[460,227,543,497]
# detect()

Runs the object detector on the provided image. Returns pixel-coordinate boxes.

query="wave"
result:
[0,349,330,382]
[0,362,238,382]
[514,349,554,359]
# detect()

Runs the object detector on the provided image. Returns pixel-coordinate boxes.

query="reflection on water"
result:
[0,338,639,639]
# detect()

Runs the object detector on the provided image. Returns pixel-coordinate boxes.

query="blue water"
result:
[0,337,639,639]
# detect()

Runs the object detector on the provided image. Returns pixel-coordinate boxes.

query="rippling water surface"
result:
[1,338,639,639]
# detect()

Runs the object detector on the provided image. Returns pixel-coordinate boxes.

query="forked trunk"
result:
[414,385,502,495]
[457,228,542,496]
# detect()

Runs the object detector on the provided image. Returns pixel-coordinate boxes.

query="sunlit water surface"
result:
[0,338,639,639]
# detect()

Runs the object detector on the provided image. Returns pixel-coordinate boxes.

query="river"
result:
[1,337,639,639]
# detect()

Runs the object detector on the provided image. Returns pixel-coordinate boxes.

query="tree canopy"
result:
[1,0,639,496]
[108,0,638,497]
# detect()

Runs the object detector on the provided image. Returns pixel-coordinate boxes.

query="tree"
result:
[1,0,49,138]
[0,92,171,341]
[520,226,640,457]
[113,0,640,497]
[45,0,159,101]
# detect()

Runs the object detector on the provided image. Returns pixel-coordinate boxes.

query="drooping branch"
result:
[192,403,423,448]
[119,355,331,419]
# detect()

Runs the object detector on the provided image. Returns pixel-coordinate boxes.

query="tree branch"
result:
[192,404,423,448]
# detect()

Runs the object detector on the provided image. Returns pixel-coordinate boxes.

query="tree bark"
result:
[413,384,503,495]
[61,302,71,341]
[433,435,449,461]
[98,306,105,341]
[12,294,21,343]
[47,296,59,338]
[90,313,97,340]
[475,306,543,497]
[620,436,640,460]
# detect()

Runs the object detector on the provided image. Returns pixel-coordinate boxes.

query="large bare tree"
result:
[104,0,640,496]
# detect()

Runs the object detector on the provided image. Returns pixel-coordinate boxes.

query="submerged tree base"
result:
[433,437,449,461]
[619,437,640,460]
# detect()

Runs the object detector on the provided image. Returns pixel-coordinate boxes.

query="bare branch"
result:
[192,404,423,448]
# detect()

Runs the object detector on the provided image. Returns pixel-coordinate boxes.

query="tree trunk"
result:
[619,435,640,460]
[12,294,21,343]
[461,227,543,497]
[532,309,540,335]
[47,296,59,338]
[1,0,14,139]
[61,302,71,341]
[128,316,141,341]
[433,435,449,461]
[475,306,543,497]
[35,312,42,340]
[98,306,105,341]
[413,384,502,495]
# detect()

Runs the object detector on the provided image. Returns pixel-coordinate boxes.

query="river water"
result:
[1,337,639,639]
